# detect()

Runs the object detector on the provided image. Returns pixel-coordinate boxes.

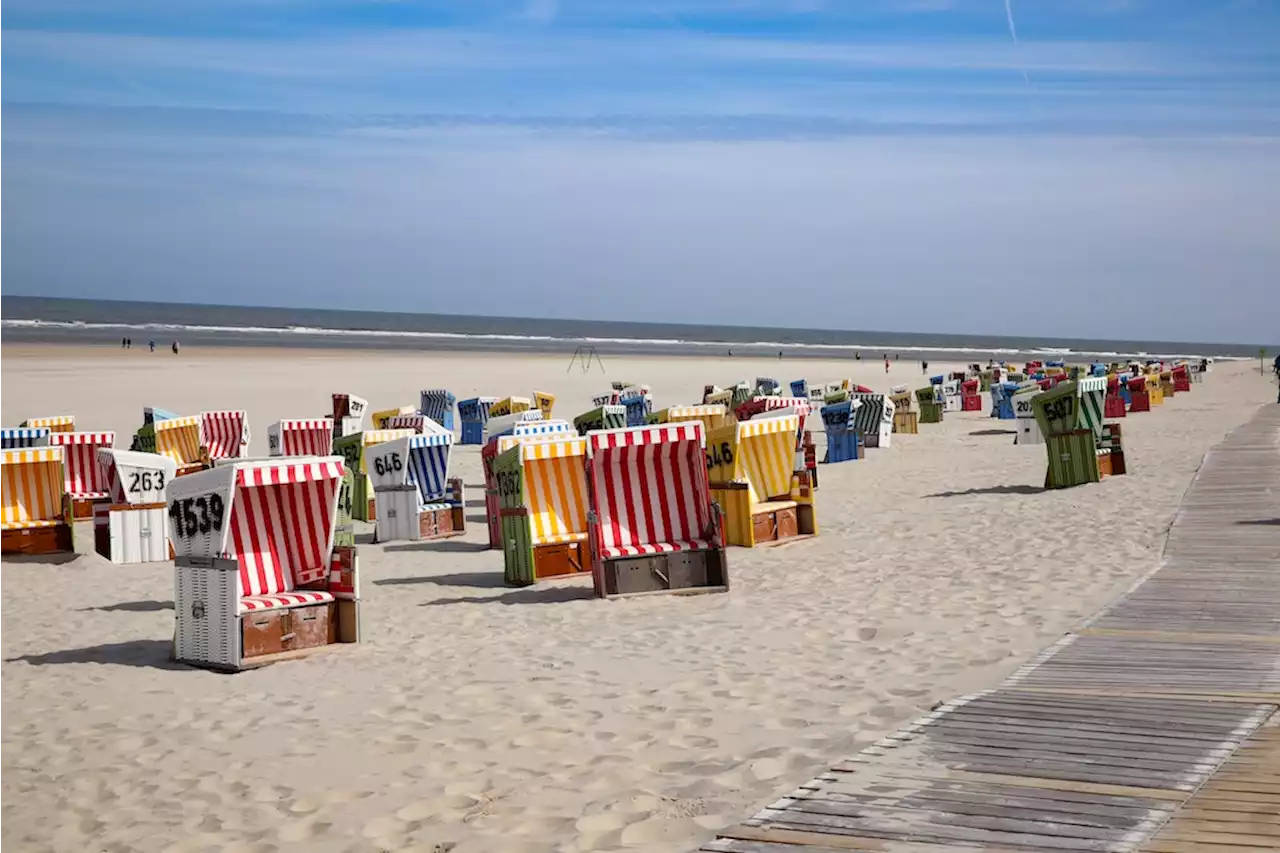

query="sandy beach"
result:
[2,344,1273,853]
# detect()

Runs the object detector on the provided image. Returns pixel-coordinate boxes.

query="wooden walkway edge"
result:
[700,403,1280,853]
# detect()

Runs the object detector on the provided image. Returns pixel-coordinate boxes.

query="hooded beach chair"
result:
[1145,372,1164,407]
[199,411,250,461]
[331,428,417,522]
[48,431,116,519]
[494,435,592,585]
[960,379,982,411]
[488,397,532,419]
[268,419,335,457]
[1172,364,1192,393]
[458,397,499,445]
[707,413,816,547]
[573,404,626,435]
[584,423,728,598]
[915,386,944,424]
[1104,376,1127,419]
[1012,387,1044,445]
[1,447,74,555]
[1127,375,1151,412]
[484,410,545,443]
[735,397,817,487]
[93,448,177,564]
[649,404,729,434]
[331,394,369,438]
[1032,378,1123,488]
[888,388,918,434]
[481,420,576,549]
[367,428,463,542]
[819,398,863,463]
[371,406,416,430]
[21,415,75,434]
[533,390,556,420]
[1,428,50,450]
[385,414,434,435]
[619,388,652,427]
[170,457,360,671]
[419,389,456,432]
[850,393,894,449]
[150,415,206,474]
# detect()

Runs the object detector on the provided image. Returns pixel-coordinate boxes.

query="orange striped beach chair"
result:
[1,447,75,555]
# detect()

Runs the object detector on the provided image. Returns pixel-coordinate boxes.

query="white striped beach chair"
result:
[170,457,360,671]
[584,423,728,598]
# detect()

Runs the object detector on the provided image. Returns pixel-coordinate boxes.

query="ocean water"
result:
[1,296,1260,362]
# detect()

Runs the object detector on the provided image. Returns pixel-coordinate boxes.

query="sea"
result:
[1,296,1262,363]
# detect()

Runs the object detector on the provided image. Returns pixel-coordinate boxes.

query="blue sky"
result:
[3,0,1278,343]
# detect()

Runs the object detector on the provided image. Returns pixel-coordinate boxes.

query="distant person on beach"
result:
[884,357,890,374]
[149,340,155,352]
[855,352,860,361]
[172,341,180,355]
[922,360,929,374]
[121,337,127,349]
[778,351,783,360]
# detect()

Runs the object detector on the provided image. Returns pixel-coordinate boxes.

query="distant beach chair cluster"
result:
[0,357,1209,672]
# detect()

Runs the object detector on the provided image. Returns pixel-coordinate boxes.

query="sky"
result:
[3,0,1278,344]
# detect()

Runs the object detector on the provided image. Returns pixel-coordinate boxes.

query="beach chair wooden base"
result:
[373,487,465,543]
[892,411,919,434]
[70,497,108,521]
[1097,449,1128,478]
[532,541,589,580]
[94,503,170,564]
[595,549,728,599]
[1,523,74,556]
[1129,391,1151,412]
[961,394,983,412]
[712,480,817,548]
[918,402,944,424]
[174,553,361,673]
[175,463,208,478]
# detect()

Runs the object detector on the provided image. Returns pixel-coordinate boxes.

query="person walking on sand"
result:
[922,359,929,375]
[884,357,890,374]
[172,341,180,355]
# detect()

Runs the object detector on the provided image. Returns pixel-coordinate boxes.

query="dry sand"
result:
[2,345,1273,853]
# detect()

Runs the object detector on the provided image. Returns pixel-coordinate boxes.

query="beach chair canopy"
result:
[735,396,812,437]
[97,448,178,505]
[269,418,334,457]
[488,397,532,418]
[154,415,203,465]
[199,411,250,460]
[419,389,456,420]
[144,407,179,426]
[485,410,545,442]
[49,431,116,500]
[21,415,75,433]
[332,428,416,475]
[1,447,66,529]
[586,423,714,559]
[366,433,454,505]
[1,428,50,449]
[498,436,590,545]
[820,398,863,432]
[707,415,799,503]
[458,397,499,423]
[512,419,574,439]
[168,458,345,603]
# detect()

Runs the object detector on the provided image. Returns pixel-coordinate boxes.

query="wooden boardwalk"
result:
[701,404,1280,853]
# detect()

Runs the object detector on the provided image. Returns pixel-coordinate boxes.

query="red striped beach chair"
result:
[170,457,360,671]
[1,447,75,555]
[94,448,177,564]
[200,410,250,460]
[48,431,116,519]
[267,418,335,457]
[585,423,728,599]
